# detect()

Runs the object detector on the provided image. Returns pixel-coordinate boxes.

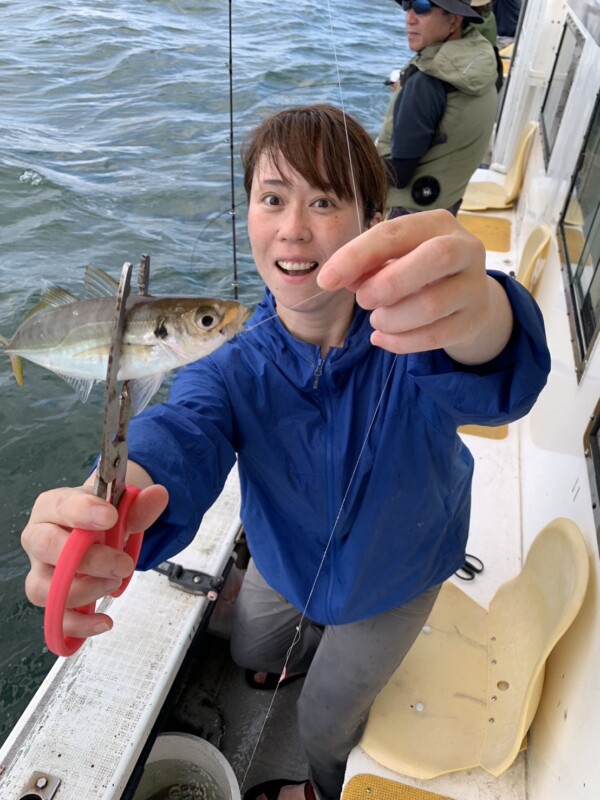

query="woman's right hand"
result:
[21,481,169,640]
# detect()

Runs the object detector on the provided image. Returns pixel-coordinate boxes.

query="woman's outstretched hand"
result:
[318,209,513,365]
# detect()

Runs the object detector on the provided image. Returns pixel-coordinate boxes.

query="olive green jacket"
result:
[378,28,498,212]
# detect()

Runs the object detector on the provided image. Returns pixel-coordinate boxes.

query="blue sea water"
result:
[0,0,408,744]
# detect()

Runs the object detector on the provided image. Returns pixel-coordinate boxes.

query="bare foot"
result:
[251,671,271,686]
[250,669,303,686]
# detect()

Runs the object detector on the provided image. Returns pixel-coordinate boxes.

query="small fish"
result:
[0,266,250,412]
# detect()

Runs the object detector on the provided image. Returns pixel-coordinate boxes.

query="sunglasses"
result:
[400,0,437,14]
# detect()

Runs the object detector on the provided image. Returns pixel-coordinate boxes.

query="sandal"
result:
[244,669,306,691]
[243,778,316,800]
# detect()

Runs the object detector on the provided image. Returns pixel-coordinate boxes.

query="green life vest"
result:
[378,29,498,212]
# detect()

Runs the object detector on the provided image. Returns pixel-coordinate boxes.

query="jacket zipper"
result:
[313,356,324,389]
[314,352,337,621]
[323,371,337,621]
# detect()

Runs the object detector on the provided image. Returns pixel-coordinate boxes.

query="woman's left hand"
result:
[317,209,513,365]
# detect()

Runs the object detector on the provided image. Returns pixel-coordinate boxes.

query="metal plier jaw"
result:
[94,260,134,507]
[44,259,150,657]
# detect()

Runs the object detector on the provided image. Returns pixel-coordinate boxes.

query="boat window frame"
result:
[583,398,600,555]
[558,88,600,380]
[540,17,585,166]
[495,0,529,126]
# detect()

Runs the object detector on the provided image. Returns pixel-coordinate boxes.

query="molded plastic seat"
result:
[515,223,552,293]
[499,43,514,77]
[360,518,589,779]
[460,121,538,211]
[458,422,508,440]
[457,223,552,441]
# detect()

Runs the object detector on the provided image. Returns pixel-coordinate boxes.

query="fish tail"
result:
[0,336,24,386]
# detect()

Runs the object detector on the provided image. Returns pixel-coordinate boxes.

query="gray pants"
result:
[230,559,440,800]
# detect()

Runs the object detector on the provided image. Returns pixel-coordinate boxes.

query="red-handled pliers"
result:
[44,260,146,657]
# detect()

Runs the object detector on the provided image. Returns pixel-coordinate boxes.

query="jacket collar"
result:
[247,289,374,368]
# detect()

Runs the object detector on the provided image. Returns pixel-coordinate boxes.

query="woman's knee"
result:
[229,606,267,667]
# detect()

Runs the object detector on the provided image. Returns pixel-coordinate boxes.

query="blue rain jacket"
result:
[127,271,550,625]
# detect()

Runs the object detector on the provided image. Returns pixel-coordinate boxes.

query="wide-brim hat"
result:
[394,0,483,23]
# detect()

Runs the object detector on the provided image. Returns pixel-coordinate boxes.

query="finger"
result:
[317,209,464,292]
[124,484,169,534]
[22,520,134,580]
[357,231,483,311]
[28,486,118,533]
[67,485,168,576]
[370,309,479,355]
[62,607,115,639]
[26,562,124,609]
[369,269,480,336]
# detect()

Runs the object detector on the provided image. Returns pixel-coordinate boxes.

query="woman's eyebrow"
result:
[257,177,287,187]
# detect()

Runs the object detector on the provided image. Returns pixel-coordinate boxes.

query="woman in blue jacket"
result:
[21,105,550,800]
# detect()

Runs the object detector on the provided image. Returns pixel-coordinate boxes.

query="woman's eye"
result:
[314,198,334,208]
[264,194,280,206]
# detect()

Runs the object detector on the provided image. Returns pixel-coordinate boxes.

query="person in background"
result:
[384,67,401,91]
[494,0,522,48]
[21,104,550,800]
[375,69,402,148]
[470,0,497,45]
[377,0,498,219]
[469,0,504,90]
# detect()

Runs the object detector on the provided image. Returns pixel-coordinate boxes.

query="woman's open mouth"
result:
[276,260,319,276]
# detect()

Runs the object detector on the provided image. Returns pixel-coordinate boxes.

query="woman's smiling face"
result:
[247,151,367,317]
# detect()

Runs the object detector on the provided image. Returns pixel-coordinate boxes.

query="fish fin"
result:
[0,336,24,386]
[22,287,79,321]
[11,354,24,386]
[128,374,165,415]
[84,265,119,298]
[55,372,96,403]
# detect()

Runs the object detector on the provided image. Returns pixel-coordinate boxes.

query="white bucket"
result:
[133,732,241,800]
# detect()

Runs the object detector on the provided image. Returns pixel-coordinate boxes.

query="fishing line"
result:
[325,2,363,234]
[240,353,398,793]
[241,288,328,334]
[189,200,248,271]
[239,1,398,791]
[228,0,239,299]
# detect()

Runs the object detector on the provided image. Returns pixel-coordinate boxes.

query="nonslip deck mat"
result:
[457,213,511,252]
[343,775,452,800]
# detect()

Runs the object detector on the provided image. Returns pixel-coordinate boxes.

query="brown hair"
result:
[241,104,386,224]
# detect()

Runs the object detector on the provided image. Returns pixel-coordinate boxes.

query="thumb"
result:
[126,484,169,533]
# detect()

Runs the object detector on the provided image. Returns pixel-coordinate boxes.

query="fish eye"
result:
[195,308,220,330]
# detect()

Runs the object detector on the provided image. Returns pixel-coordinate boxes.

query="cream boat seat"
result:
[458,222,553,441]
[460,121,538,212]
[359,517,589,779]
[515,223,553,293]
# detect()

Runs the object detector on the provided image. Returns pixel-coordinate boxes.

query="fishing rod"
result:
[228,0,239,300]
